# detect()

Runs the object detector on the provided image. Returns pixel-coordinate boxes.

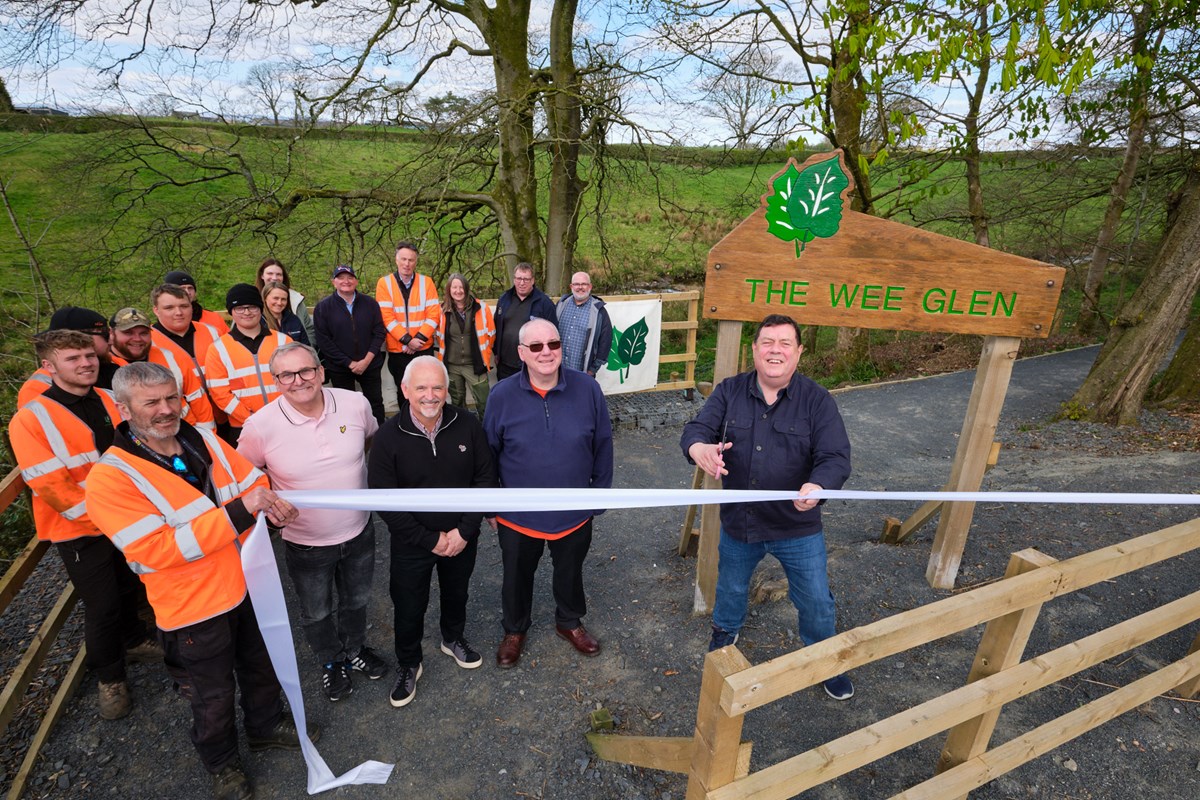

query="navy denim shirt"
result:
[680,370,851,542]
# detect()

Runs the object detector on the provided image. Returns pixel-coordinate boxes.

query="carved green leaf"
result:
[764,159,849,256]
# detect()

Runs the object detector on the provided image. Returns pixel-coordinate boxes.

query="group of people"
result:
[10,237,854,800]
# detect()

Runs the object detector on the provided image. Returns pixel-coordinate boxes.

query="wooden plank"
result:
[679,466,705,556]
[652,380,695,392]
[0,467,26,511]
[937,550,1057,797]
[663,320,700,331]
[891,649,1200,800]
[687,647,752,800]
[660,352,699,364]
[707,587,1200,800]
[5,645,88,800]
[927,337,1021,588]
[721,516,1200,716]
[693,320,743,615]
[685,296,699,387]
[586,734,694,773]
[0,534,49,616]
[0,582,78,738]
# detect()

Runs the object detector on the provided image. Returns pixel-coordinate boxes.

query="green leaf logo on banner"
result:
[765,158,849,257]
[605,316,649,383]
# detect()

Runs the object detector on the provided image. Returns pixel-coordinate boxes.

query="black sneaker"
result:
[389,663,423,708]
[440,637,483,669]
[211,759,252,800]
[823,673,855,701]
[348,646,389,680]
[247,715,320,752]
[708,625,739,652]
[322,661,353,702]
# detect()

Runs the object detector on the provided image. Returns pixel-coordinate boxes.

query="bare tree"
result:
[244,62,290,126]
[699,45,785,149]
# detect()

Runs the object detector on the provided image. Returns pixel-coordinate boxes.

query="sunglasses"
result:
[520,340,562,353]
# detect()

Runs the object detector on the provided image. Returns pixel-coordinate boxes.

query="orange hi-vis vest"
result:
[376,272,442,353]
[151,322,221,386]
[10,390,121,543]
[435,302,496,369]
[17,368,53,409]
[196,307,229,335]
[85,427,269,630]
[111,346,216,431]
[204,331,291,428]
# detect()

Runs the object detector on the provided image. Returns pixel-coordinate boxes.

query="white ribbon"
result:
[246,484,1198,794]
[242,516,395,794]
[277,487,1200,512]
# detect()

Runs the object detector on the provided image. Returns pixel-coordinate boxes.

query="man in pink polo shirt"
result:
[237,342,388,702]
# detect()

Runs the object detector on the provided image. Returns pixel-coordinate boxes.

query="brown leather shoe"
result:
[496,633,526,669]
[556,624,601,657]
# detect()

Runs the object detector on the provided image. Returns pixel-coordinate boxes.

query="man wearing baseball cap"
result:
[164,270,230,335]
[17,306,118,408]
[204,284,292,444]
[313,264,387,423]
[109,307,215,431]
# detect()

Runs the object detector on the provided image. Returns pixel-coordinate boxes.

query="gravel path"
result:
[8,345,1200,800]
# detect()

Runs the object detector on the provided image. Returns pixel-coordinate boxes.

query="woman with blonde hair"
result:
[262,282,311,346]
[435,273,495,416]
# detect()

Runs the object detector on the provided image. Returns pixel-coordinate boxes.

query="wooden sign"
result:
[705,151,1065,338]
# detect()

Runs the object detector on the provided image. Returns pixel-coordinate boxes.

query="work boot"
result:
[98,680,131,720]
[125,637,165,663]
[247,714,320,752]
[211,759,253,800]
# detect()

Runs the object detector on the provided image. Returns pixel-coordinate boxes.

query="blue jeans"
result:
[283,522,375,665]
[712,528,838,646]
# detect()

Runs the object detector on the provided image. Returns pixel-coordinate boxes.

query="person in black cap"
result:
[313,265,387,423]
[18,307,118,408]
[164,270,230,335]
[204,283,293,444]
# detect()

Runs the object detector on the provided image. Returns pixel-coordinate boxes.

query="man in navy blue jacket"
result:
[484,318,613,668]
[492,262,558,381]
[680,313,855,700]
[313,265,387,423]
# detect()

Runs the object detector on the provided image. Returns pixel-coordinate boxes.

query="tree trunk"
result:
[471,0,545,278]
[541,0,585,297]
[1151,308,1200,407]
[964,1,991,248]
[1076,13,1159,336]
[1068,156,1200,424]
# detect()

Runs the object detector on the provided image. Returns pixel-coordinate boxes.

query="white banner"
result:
[597,299,662,395]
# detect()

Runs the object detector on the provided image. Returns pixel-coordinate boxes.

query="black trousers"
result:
[386,348,435,407]
[326,364,386,423]
[497,518,592,634]
[496,362,521,382]
[390,535,478,668]
[159,597,284,773]
[56,536,150,683]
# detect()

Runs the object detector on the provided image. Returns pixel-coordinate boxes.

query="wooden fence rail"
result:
[589,516,1200,799]
[0,467,86,800]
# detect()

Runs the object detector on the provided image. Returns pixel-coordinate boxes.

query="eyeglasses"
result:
[274,366,319,385]
[520,340,561,353]
[231,305,260,315]
[513,276,534,283]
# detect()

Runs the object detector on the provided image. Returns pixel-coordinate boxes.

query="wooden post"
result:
[882,442,1001,545]
[936,548,1057,797]
[926,336,1021,588]
[678,466,704,556]
[1178,631,1200,699]
[687,645,752,800]
[694,320,743,615]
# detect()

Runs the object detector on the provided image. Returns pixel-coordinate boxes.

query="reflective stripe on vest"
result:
[18,400,100,481]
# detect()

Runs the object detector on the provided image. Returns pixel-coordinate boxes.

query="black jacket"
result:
[313,291,386,370]
[367,402,497,551]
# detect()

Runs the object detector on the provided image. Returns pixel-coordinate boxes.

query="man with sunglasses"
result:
[237,343,387,703]
[483,318,613,668]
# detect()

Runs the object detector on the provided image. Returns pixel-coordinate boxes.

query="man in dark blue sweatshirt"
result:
[484,318,613,669]
[680,313,855,701]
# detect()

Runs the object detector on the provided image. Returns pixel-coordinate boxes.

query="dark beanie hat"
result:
[164,270,196,287]
[226,283,263,312]
[48,306,108,335]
